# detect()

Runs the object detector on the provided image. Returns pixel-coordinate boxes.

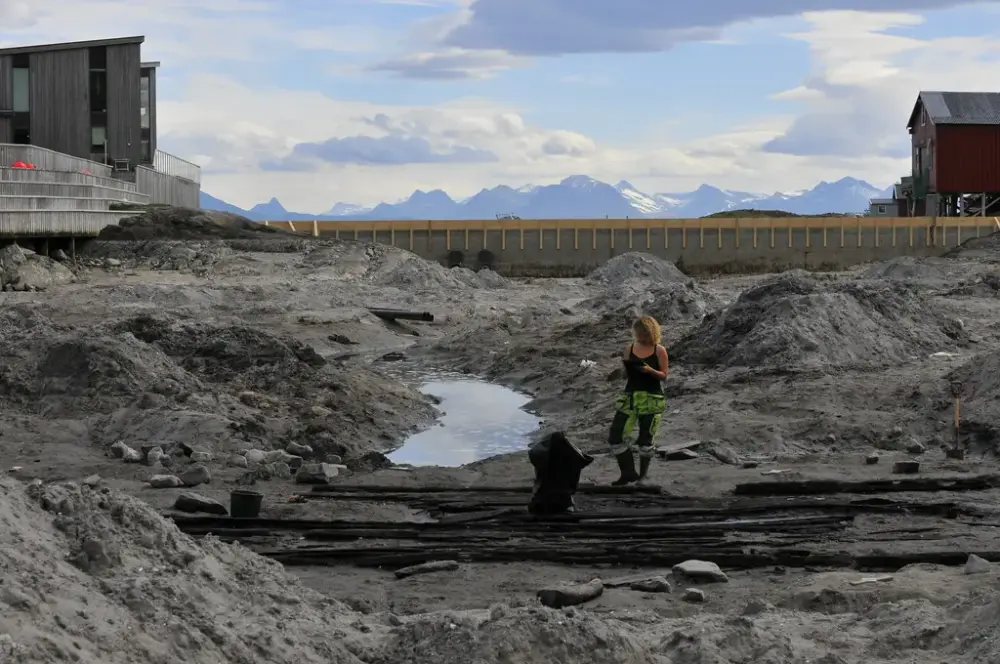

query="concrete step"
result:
[0,209,131,237]
[0,182,148,202]
[0,167,141,193]
[0,195,138,211]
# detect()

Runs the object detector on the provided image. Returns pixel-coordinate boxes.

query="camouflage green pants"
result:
[608,391,666,459]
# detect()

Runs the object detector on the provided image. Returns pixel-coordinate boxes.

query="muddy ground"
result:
[4,210,1000,662]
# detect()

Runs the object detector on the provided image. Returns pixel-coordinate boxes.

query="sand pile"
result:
[0,311,433,460]
[0,475,368,663]
[587,252,687,285]
[369,251,508,290]
[373,607,650,664]
[582,280,719,329]
[860,256,953,281]
[672,273,967,370]
[946,349,1000,448]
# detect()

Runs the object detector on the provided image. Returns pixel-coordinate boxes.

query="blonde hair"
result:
[632,315,661,346]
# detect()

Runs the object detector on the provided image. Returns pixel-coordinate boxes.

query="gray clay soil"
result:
[4,211,1000,663]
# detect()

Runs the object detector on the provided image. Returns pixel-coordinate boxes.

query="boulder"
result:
[190,450,213,463]
[148,474,183,489]
[672,560,729,583]
[682,588,706,603]
[295,463,340,484]
[245,449,266,465]
[629,576,671,593]
[179,464,211,487]
[173,492,227,515]
[228,454,249,469]
[965,554,992,575]
[286,442,313,458]
[537,579,604,608]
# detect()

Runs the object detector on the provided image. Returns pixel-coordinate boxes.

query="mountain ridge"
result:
[200,176,893,221]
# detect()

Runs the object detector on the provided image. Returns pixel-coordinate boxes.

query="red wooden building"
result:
[891,91,1000,217]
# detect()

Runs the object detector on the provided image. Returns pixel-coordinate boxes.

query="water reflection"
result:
[388,376,541,467]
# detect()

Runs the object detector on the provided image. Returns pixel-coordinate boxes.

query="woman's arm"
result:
[642,345,669,380]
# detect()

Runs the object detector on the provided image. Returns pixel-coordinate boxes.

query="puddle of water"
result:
[388,376,541,467]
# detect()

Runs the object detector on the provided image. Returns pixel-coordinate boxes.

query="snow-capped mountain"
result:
[200,175,892,221]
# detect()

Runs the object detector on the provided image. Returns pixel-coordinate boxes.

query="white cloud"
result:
[764,11,1000,158]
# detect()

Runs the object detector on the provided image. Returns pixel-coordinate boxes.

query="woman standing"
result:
[608,315,668,485]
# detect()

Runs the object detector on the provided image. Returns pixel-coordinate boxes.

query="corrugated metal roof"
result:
[916,91,1000,125]
[0,36,143,56]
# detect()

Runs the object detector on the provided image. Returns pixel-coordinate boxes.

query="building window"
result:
[89,70,107,112]
[12,68,29,112]
[877,205,886,214]
[12,112,29,144]
[140,75,150,129]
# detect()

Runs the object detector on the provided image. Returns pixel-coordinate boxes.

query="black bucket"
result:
[230,490,263,518]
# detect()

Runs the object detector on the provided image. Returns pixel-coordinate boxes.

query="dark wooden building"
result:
[0,36,158,171]
[896,91,1000,217]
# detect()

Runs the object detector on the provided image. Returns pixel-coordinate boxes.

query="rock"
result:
[741,460,759,469]
[159,455,174,468]
[705,444,740,466]
[286,442,313,458]
[53,248,69,261]
[228,454,249,469]
[394,560,460,579]
[629,576,671,593]
[295,463,340,484]
[264,450,302,468]
[190,450,213,463]
[266,462,292,480]
[103,257,122,268]
[892,460,920,474]
[742,598,773,615]
[965,554,992,574]
[173,492,227,515]
[380,351,406,362]
[672,560,729,583]
[122,446,143,463]
[245,449,266,465]
[682,588,706,603]
[179,464,211,487]
[109,441,131,459]
[82,474,101,487]
[325,454,343,465]
[865,453,880,465]
[148,474,183,489]
[145,447,164,465]
[906,439,927,454]
[665,448,700,461]
[536,579,604,608]
[309,405,333,418]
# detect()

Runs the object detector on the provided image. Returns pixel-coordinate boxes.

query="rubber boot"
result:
[611,451,639,485]
[637,456,652,482]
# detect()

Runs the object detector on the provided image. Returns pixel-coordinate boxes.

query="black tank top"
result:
[624,345,663,394]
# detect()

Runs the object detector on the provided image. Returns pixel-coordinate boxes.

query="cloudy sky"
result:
[3,0,999,212]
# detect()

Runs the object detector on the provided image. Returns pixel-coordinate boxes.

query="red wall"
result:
[935,124,1000,193]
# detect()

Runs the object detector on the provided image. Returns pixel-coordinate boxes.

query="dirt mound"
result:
[947,350,1000,449]
[98,206,290,241]
[861,256,953,281]
[582,279,718,328]
[941,271,1000,297]
[369,251,507,290]
[115,314,324,388]
[0,476,366,663]
[672,273,967,370]
[0,311,434,460]
[373,607,650,663]
[587,252,687,285]
[944,230,1000,258]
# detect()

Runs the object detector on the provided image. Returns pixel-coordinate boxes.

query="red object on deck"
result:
[25,163,34,168]
[10,161,26,168]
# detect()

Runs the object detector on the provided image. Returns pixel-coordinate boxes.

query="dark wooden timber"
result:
[733,475,1000,497]
[106,43,142,166]
[367,309,434,322]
